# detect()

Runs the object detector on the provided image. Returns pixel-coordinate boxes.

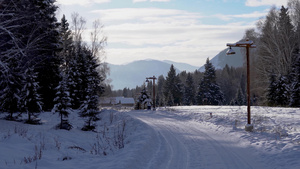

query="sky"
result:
[55,0,289,67]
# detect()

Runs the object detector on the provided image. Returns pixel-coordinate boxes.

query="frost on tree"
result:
[135,88,150,109]
[78,45,104,131]
[0,57,23,120]
[52,73,72,130]
[197,58,224,105]
[21,68,43,124]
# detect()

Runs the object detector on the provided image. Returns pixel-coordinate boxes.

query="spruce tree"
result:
[235,87,246,106]
[197,58,224,105]
[135,88,150,109]
[267,73,277,106]
[157,75,165,106]
[0,57,23,120]
[163,65,183,106]
[52,73,72,130]
[183,73,195,105]
[31,0,61,110]
[21,67,43,124]
[275,75,289,106]
[289,56,300,107]
[79,46,104,131]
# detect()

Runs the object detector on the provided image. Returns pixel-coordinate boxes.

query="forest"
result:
[108,1,300,108]
[0,0,107,130]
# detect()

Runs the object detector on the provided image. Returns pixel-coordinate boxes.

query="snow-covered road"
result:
[129,110,270,169]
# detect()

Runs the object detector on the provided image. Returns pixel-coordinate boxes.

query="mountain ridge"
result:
[107,48,245,90]
[107,59,194,90]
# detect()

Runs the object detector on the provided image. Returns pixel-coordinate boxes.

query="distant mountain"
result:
[107,59,195,90]
[163,60,199,72]
[199,47,244,72]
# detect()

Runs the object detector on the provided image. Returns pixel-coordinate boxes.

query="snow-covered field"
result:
[1,106,300,169]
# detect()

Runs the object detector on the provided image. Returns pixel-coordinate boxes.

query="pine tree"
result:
[289,56,300,107]
[0,57,23,120]
[156,75,165,106]
[52,73,72,130]
[58,14,76,111]
[0,0,32,119]
[163,65,183,106]
[183,73,195,105]
[235,87,246,106]
[275,75,289,106]
[79,46,104,131]
[135,88,150,109]
[267,73,277,106]
[59,14,74,70]
[197,58,224,105]
[31,0,61,110]
[21,67,43,124]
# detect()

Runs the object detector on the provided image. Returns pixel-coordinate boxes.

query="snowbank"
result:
[0,109,153,169]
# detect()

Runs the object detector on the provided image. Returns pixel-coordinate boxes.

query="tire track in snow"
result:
[132,112,189,169]
[130,110,269,169]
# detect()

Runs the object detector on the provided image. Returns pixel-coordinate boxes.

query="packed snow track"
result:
[129,110,269,169]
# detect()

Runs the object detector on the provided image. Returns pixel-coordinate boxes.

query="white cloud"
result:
[245,0,288,7]
[214,11,267,21]
[150,0,171,1]
[133,0,147,3]
[133,0,170,2]
[56,0,110,6]
[91,8,202,25]
[91,8,255,66]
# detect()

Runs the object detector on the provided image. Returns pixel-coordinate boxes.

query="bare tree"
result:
[71,12,86,46]
[90,19,109,82]
[256,6,297,80]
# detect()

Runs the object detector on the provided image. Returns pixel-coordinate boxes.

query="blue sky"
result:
[55,0,288,66]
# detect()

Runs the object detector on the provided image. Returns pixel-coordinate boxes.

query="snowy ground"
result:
[0,106,300,169]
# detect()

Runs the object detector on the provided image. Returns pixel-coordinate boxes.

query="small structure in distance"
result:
[99,97,135,108]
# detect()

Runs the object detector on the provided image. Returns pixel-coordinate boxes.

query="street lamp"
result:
[226,39,256,132]
[146,76,157,110]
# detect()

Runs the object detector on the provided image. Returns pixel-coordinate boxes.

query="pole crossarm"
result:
[226,40,256,48]
[146,76,157,80]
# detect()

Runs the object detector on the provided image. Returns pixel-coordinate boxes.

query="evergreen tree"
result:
[235,87,246,105]
[163,64,183,106]
[157,75,165,106]
[197,58,224,105]
[58,14,76,110]
[52,73,72,130]
[79,46,104,131]
[0,0,32,119]
[166,90,175,106]
[267,73,277,106]
[0,57,23,120]
[21,67,43,124]
[289,56,300,107]
[31,0,61,110]
[135,88,150,109]
[122,88,129,97]
[183,73,195,105]
[275,75,289,106]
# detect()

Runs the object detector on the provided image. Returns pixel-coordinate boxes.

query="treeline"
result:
[110,1,300,107]
[0,0,107,129]
[110,59,248,107]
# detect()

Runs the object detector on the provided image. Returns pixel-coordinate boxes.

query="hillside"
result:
[107,60,191,90]
[199,47,244,72]
[107,47,245,90]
